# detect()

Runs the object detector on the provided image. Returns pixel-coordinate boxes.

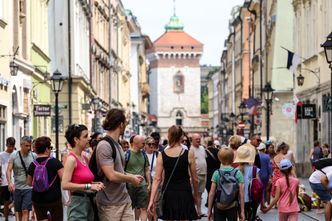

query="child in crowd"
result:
[262,159,299,221]
[235,144,261,221]
[207,147,245,221]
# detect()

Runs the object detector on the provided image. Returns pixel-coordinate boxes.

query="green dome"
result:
[165,14,184,31]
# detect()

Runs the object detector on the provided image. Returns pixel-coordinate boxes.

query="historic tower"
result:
[147,10,204,135]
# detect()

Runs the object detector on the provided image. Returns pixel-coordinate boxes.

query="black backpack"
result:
[89,136,117,182]
[313,158,332,170]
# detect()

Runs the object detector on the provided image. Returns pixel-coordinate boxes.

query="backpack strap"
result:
[124,149,131,172]
[102,136,117,161]
[206,148,218,162]
[142,150,148,169]
[18,151,28,177]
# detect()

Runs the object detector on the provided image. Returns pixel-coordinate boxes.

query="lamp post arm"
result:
[302,68,320,85]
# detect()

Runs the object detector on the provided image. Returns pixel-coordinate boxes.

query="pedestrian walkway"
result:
[198,177,324,221]
[0,179,326,221]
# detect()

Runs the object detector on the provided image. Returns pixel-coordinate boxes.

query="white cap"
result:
[214,140,220,146]
[257,142,266,150]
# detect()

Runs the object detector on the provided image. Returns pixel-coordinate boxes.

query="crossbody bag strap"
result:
[150,151,156,174]
[161,149,184,196]
[206,148,217,162]
[18,151,28,177]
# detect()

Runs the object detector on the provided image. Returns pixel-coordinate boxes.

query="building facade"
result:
[147,13,204,136]
[127,10,153,135]
[49,0,93,147]
[0,0,14,149]
[293,0,332,175]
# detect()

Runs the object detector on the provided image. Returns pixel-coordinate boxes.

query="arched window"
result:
[176,111,183,126]
[173,71,184,93]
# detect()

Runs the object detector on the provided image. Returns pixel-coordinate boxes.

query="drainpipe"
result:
[67,0,72,125]
[109,7,113,107]
[247,0,257,98]
[240,15,243,100]
[89,1,93,95]
[232,28,236,114]
[259,0,263,98]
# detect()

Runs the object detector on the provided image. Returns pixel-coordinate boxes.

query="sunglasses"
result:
[147,143,154,146]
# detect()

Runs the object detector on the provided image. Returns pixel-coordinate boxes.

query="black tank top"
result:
[162,149,191,191]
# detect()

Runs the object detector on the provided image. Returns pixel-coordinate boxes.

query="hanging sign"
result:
[281,103,295,118]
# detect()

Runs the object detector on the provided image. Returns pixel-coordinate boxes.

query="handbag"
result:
[155,149,183,217]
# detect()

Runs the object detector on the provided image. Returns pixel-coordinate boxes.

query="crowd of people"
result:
[0,108,332,221]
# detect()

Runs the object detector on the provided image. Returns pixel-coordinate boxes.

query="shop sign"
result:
[296,104,316,119]
[33,105,51,116]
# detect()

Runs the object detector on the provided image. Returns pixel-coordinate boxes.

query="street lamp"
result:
[238,101,246,121]
[229,112,236,134]
[262,82,275,140]
[91,97,101,132]
[51,70,66,159]
[321,31,332,153]
[297,74,304,86]
[9,60,19,76]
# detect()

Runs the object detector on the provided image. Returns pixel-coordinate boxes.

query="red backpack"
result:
[249,166,264,203]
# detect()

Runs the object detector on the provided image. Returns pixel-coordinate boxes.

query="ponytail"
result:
[282,167,293,205]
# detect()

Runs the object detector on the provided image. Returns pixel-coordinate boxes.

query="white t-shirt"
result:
[146,151,159,178]
[0,151,14,186]
[191,145,207,175]
[309,166,332,184]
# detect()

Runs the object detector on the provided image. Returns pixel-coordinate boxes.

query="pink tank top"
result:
[69,152,94,184]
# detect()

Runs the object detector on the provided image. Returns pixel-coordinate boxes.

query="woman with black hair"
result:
[62,124,105,221]
[27,136,64,221]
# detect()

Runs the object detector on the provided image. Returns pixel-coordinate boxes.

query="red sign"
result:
[238,122,245,129]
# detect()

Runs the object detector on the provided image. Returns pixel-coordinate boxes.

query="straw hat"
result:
[234,143,256,164]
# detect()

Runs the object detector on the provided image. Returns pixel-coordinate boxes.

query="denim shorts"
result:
[14,189,32,212]
[310,182,332,202]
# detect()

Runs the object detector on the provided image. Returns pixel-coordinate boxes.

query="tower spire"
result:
[165,0,184,31]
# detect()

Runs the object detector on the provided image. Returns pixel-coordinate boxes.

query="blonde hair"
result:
[218,148,234,165]
[229,135,242,150]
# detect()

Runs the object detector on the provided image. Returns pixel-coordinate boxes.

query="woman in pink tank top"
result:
[62,124,105,221]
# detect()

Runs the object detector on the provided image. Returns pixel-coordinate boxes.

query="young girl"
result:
[262,159,299,221]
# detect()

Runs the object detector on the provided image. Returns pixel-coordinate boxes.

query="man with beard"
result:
[96,108,144,221]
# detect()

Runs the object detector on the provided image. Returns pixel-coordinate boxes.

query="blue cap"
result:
[265,140,272,146]
[279,159,292,170]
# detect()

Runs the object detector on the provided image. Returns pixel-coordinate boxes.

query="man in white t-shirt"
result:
[189,133,207,218]
[0,137,15,220]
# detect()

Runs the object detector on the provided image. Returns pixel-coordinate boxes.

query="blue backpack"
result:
[215,168,239,210]
[32,157,57,192]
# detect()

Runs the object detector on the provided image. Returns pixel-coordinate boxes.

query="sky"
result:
[121,0,244,66]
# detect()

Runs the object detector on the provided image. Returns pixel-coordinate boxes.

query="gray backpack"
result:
[215,168,239,210]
